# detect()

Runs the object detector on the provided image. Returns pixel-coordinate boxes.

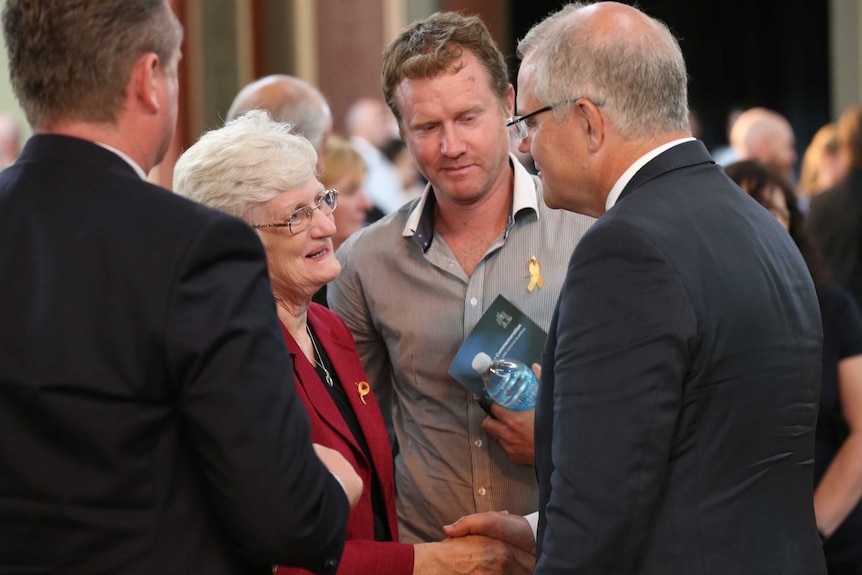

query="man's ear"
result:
[577,99,605,153]
[129,53,162,114]
[505,84,516,118]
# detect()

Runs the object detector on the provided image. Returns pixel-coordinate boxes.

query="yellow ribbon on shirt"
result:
[527,256,544,292]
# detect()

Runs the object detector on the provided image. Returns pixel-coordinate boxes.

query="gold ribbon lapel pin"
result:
[527,256,544,292]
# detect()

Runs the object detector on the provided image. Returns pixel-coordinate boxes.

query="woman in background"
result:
[727,160,862,574]
[320,135,375,253]
[313,136,374,307]
[800,123,848,198]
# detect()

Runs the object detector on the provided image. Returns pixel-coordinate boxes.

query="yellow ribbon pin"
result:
[356,381,371,405]
[527,256,544,292]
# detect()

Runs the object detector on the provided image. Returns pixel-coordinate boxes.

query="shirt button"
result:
[477,487,486,496]
[474,439,483,447]
[470,297,478,306]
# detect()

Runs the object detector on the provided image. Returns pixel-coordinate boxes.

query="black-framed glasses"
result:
[252,188,338,235]
[506,97,602,141]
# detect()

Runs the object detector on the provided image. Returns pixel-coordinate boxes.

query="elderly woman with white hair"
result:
[173,111,529,575]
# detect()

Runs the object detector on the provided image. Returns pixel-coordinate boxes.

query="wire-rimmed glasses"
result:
[251,188,338,235]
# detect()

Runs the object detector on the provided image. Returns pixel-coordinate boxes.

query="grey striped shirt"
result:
[329,156,594,543]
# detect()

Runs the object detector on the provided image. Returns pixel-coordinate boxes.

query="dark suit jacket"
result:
[0,135,349,575]
[809,168,862,309]
[276,304,413,575]
[536,141,825,574]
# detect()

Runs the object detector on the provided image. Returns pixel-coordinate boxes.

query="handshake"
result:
[405,511,536,575]
[316,441,536,574]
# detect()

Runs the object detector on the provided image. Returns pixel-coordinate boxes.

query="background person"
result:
[727,160,862,574]
[174,111,534,575]
[810,104,862,311]
[0,1,357,574]
[730,106,798,181]
[345,97,405,216]
[312,135,374,307]
[227,74,333,172]
[800,123,848,198]
[322,135,375,253]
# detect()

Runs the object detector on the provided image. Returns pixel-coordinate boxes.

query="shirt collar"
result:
[605,137,695,211]
[403,154,539,252]
[96,142,148,180]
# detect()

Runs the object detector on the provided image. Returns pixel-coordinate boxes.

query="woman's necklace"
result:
[306,324,333,387]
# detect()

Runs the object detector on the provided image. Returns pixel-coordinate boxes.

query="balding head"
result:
[730,107,797,177]
[345,98,397,149]
[226,75,332,154]
[515,2,690,216]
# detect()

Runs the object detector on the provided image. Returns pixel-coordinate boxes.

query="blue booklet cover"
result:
[449,294,548,404]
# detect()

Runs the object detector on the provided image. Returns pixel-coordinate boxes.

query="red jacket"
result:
[276,303,414,575]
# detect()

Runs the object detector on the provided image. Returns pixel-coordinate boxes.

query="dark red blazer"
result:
[276,303,414,575]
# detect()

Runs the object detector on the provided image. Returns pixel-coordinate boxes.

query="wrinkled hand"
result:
[443,511,536,555]
[313,443,363,509]
[414,534,534,575]
[482,362,540,466]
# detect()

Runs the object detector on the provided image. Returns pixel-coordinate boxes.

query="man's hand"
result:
[313,443,363,509]
[413,535,534,575]
[443,511,536,554]
[482,363,539,465]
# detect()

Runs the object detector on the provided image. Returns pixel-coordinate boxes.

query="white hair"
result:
[173,110,318,221]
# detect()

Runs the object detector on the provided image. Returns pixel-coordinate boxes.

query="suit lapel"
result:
[281,319,364,458]
[307,306,393,479]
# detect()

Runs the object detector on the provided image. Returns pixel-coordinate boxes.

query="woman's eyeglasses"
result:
[252,189,338,235]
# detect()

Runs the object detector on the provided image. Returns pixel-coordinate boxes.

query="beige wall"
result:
[831,0,862,119]
[0,0,31,146]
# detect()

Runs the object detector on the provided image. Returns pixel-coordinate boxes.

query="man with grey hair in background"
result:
[227,74,333,171]
[449,2,826,573]
[0,1,359,573]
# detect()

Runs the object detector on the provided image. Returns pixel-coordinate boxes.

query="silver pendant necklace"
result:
[306,325,334,387]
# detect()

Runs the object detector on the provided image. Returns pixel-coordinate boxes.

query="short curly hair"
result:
[381,11,510,126]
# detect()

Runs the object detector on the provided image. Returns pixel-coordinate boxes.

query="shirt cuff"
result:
[524,511,539,541]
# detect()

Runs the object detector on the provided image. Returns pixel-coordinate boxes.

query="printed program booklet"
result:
[448,294,548,405]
